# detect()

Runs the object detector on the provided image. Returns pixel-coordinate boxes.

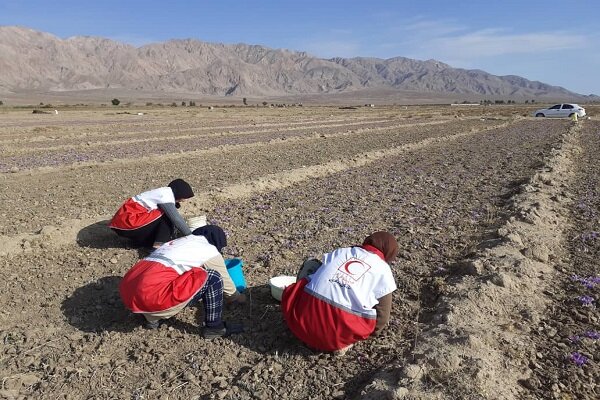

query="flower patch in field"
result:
[568,352,588,367]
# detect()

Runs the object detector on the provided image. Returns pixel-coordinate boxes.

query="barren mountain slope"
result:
[0,25,594,100]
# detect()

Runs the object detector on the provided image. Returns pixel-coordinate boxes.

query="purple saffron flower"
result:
[582,278,597,289]
[578,295,595,306]
[572,275,600,289]
[581,231,599,242]
[569,352,588,367]
[584,331,600,340]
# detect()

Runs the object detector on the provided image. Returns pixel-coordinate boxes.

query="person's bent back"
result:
[281,231,398,352]
[109,178,194,248]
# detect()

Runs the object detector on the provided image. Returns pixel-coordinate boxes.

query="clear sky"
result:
[1,0,599,95]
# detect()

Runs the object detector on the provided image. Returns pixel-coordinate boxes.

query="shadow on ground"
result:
[76,219,128,249]
[62,278,311,357]
[134,283,312,356]
[61,275,138,333]
[224,283,312,357]
[77,219,151,258]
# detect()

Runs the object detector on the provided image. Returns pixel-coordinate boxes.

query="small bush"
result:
[111,98,120,106]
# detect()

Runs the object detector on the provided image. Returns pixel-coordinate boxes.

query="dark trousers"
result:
[112,215,174,247]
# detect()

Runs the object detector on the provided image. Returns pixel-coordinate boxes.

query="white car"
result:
[533,103,586,118]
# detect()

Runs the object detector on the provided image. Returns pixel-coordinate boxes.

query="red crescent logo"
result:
[344,260,363,275]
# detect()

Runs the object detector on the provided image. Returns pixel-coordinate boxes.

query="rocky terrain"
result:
[0,105,598,399]
[0,26,594,101]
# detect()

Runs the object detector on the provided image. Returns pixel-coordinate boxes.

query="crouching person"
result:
[119,227,242,338]
[281,231,398,352]
[109,179,194,249]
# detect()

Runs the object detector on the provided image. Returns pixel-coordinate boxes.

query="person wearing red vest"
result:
[109,179,194,249]
[281,231,398,352]
[119,228,243,338]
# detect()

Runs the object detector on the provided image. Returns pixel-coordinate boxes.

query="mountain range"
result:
[0,26,594,101]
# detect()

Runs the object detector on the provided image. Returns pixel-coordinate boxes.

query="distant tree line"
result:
[477,99,535,105]
[111,99,204,107]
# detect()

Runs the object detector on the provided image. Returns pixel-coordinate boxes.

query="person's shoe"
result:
[334,343,354,356]
[202,321,244,339]
[225,292,247,306]
[145,319,160,330]
[203,323,226,339]
[224,321,244,335]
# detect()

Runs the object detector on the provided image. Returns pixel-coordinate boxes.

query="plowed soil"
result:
[0,105,597,400]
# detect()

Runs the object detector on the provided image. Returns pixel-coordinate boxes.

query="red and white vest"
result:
[109,187,175,230]
[119,235,220,313]
[281,246,396,351]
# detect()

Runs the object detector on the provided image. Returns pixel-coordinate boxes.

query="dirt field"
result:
[0,105,598,399]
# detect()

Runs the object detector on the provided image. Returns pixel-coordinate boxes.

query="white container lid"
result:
[269,275,297,301]
[188,215,207,230]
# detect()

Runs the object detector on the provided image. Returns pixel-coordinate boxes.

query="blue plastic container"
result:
[225,258,247,293]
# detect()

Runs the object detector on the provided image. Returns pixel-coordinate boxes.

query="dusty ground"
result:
[524,120,600,399]
[0,105,598,399]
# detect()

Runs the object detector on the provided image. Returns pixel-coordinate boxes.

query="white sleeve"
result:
[374,267,397,299]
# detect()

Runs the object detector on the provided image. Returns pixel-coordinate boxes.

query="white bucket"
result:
[188,215,207,230]
[269,275,297,301]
